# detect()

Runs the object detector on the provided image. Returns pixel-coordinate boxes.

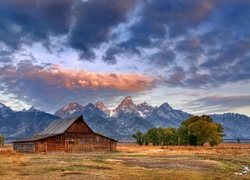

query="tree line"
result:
[132,115,224,147]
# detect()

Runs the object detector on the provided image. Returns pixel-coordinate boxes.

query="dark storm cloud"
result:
[175,37,202,54]
[20,52,37,62]
[185,73,212,88]
[0,0,138,61]
[216,0,250,31]
[135,0,218,40]
[202,39,250,69]
[68,0,138,61]
[199,38,250,86]
[161,0,250,88]
[102,42,142,65]
[215,57,250,83]
[0,50,14,63]
[149,50,176,67]
[168,23,189,38]
[200,27,233,49]
[188,0,250,87]
[109,0,218,58]
[186,95,250,114]
[102,46,120,65]
[164,66,186,86]
[0,0,75,50]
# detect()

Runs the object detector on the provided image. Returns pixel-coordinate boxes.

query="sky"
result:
[0,0,250,116]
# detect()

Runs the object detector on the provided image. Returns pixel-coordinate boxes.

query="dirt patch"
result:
[116,155,223,172]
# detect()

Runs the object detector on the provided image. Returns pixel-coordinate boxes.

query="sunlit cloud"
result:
[0,61,155,112]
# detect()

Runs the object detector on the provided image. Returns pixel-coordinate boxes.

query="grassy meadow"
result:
[0,143,250,180]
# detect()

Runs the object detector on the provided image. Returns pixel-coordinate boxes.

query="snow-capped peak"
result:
[137,101,155,117]
[54,102,85,118]
[95,101,107,110]
[62,102,83,110]
[117,96,134,109]
[115,96,139,115]
[95,101,110,115]
[137,101,151,109]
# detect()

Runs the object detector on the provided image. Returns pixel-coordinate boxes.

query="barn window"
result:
[55,135,61,141]
[80,139,89,143]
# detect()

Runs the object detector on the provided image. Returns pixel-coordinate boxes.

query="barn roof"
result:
[12,115,117,143]
[40,115,92,135]
[11,133,60,143]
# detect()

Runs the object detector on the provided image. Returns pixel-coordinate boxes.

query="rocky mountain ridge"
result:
[0,103,60,141]
[0,97,250,141]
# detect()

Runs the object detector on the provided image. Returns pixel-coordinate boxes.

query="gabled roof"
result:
[40,115,92,135]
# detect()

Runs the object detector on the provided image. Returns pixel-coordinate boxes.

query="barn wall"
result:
[93,141,110,152]
[34,141,46,153]
[65,133,94,152]
[13,142,35,153]
[93,134,117,152]
[33,135,65,152]
[66,119,92,133]
[110,141,117,151]
[46,135,65,152]
[64,133,117,152]
[66,133,93,139]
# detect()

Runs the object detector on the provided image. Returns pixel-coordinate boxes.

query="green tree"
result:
[146,127,160,145]
[163,127,178,145]
[177,125,189,145]
[177,115,224,146]
[188,120,212,146]
[0,136,6,146]
[158,127,166,146]
[132,131,144,145]
[208,123,224,146]
[143,133,149,145]
[141,127,179,146]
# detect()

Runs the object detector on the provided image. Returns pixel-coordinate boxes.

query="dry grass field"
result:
[0,143,250,180]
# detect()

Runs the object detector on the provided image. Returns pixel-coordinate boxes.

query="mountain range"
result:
[1,96,250,142]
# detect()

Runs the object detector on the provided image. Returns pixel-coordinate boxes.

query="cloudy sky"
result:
[0,0,250,116]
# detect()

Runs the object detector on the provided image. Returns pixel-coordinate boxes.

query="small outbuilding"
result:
[12,115,117,153]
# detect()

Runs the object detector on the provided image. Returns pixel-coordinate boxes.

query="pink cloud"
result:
[40,66,155,92]
[1,63,155,92]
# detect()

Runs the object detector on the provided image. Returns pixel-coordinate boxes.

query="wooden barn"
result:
[12,115,117,153]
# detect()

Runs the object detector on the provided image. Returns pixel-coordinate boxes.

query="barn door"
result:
[65,140,75,152]
[38,141,47,152]
[82,140,92,152]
